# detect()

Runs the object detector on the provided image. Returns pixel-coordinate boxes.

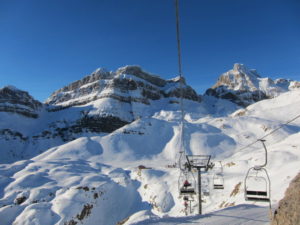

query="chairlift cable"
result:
[174,0,198,207]
[175,0,184,142]
[175,0,183,80]
[174,0,186,171]
[239,113,300,152]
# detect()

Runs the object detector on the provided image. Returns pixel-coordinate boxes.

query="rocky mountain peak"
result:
[232,63,248,74]
[212,63,260,92]
[45,65,199,108]
[3,85,20,91]
[0,85,42,118]
[233,63,260,77]
[206,63,299,107]
[115,65,168,87]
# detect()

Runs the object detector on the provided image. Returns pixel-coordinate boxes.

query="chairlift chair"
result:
[213,174,224,189]
[178,170,196,195]
[244,140,271,202]
[244,166,271,202]
[213,161,224,189]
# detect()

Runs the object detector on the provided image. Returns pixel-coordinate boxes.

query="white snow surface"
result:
[0,89,300,224]
[125,205,269,225]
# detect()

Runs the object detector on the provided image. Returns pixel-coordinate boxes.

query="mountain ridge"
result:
[0,85,42,118]
[205,63,299,106]
[0,64,300,225]
[0,63,298,164]
[45,65,200,110]
[0,89,299,224]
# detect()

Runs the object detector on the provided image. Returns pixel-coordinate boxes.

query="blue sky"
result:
[0,0,300,101]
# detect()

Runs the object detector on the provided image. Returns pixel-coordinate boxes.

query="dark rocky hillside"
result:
[0,86,42,118]
[271,173,300,225]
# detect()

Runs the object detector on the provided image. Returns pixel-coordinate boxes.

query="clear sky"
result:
[1,0,300,101]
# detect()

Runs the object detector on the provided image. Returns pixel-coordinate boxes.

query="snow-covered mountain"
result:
[46,66,200,108]
[0,85,42,118]
[0,66,203,164]
[205,63,300,106]
[0,64,299,225]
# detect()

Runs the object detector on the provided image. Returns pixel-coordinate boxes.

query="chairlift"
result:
[244,166,271,202]
[178,170,196,195]
[244,140,271,202]
[202,176,210,195]
[213,161,224,189]
[213,175,224,189]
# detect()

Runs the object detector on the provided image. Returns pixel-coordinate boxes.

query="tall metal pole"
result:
[198,168,202,214]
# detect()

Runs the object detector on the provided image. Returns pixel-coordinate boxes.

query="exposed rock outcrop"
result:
[45,65,200,108]
[0,86,42,118]
[271,173,300,225]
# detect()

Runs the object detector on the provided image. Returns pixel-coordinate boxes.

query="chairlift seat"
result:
[246,197,270,202]
[213,184,224,189]
[180,188,195,194]
[246,190,267,196]
[246,189,269,202]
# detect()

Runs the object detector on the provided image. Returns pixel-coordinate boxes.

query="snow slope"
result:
[125,205,269,225]
[0,65,204,164]
[0,87,299,224]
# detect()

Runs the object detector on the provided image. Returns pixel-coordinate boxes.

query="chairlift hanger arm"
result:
[255,139,267,168]
[260,139,268,168]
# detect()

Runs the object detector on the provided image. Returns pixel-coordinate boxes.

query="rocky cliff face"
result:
[271,173,300,225]
[44,65,201,140]
[45,65,200,108]
[0,66,202,163]
[205,63,299,107]
[0,86,42,118]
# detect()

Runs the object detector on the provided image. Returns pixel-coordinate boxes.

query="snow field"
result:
[0,89,299,224]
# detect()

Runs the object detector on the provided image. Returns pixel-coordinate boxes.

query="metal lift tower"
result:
[186,155,212,215]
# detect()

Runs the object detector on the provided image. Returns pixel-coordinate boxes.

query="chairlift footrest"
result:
[246,191,267,196]
[246,197,270,202]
